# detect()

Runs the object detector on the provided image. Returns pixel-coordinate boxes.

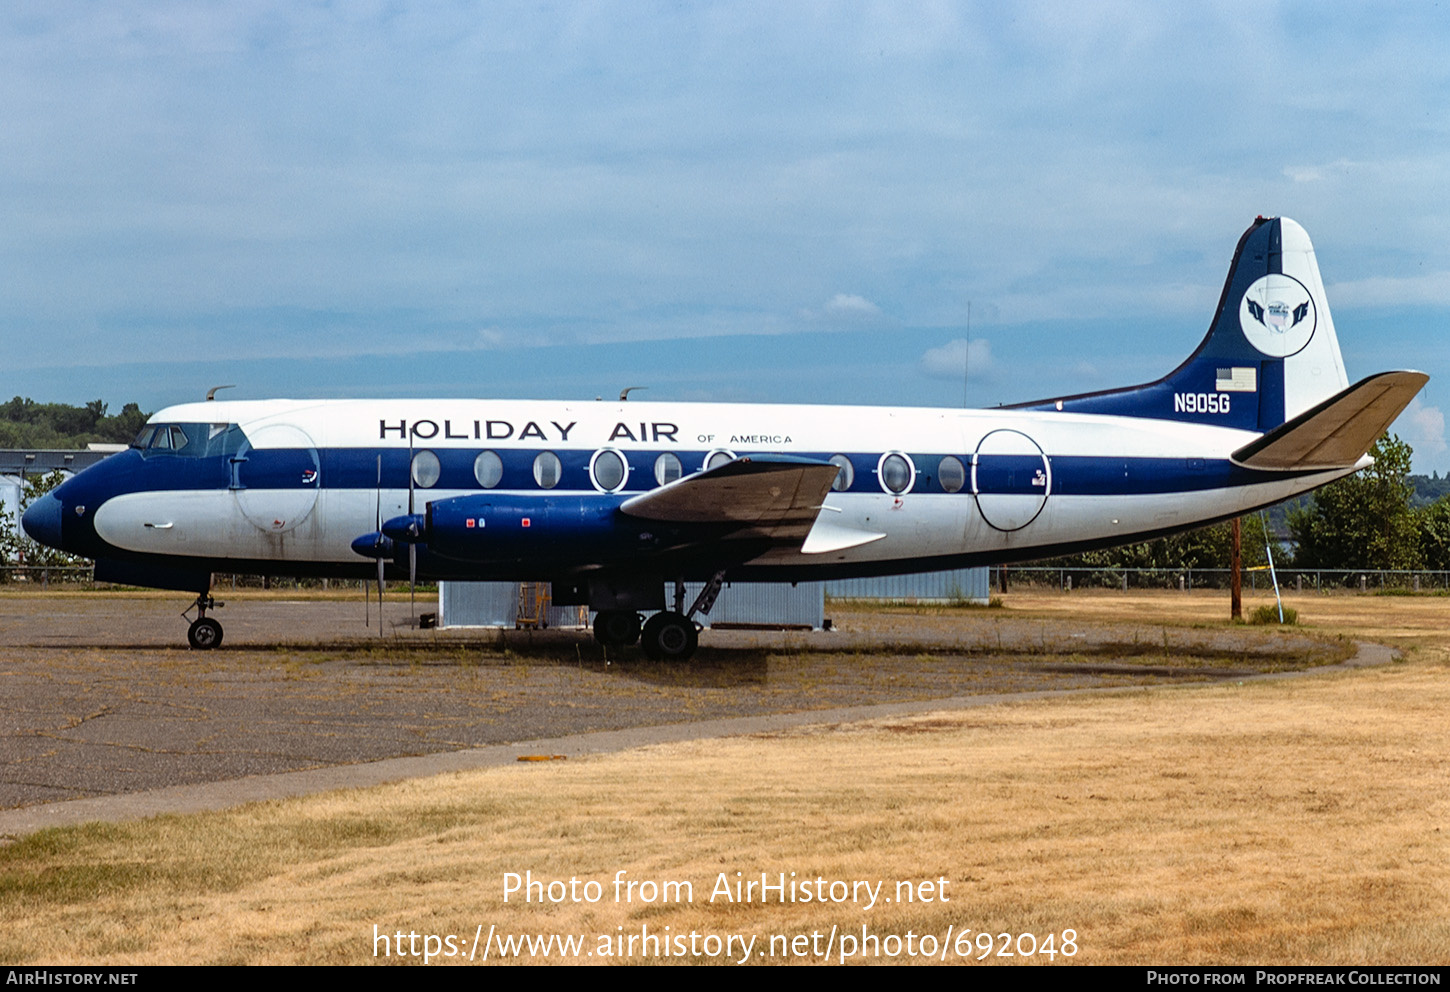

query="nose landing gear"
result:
[184,593,224,650]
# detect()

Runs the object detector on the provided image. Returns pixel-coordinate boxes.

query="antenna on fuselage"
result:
[620,386,647,401]
[205,384,236,401]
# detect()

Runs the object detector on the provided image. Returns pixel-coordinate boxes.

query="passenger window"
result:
[938,456,966,493]
[533,451,561,489]
[829,454,854,492]
[654,452,682,486]
[474,450,503,488]
[591,449,627,492]
[878,452,914,494]
[704,450,735,471]
[411,450,441,488]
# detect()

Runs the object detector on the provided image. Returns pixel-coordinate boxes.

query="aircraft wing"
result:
[620,454,842,549]
[1230,370,1429,471]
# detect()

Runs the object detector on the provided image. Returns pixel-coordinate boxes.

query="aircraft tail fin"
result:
[1011,216,1353,431]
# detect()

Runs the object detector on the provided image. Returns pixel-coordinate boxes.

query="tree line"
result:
[0,396,150,449]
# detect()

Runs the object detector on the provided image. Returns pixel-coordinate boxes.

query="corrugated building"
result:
[437,568,989,630]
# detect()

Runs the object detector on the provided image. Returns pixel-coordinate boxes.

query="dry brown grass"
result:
[3,589,1449,965]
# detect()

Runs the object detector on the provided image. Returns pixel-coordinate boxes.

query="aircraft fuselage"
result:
[35,397,1352,584]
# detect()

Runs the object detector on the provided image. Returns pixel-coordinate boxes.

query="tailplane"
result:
[1231,370,1428,471]
[1012,216,1352,431]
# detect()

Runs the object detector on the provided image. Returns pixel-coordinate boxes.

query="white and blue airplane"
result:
[23,217,1426,659]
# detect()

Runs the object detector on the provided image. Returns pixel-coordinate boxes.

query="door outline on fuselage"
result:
[972,428,1051,532]
[232,422,322,534]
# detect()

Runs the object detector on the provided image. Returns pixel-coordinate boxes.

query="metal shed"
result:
[437,567,988,630]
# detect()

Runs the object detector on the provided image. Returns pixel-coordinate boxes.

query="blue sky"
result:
[4,2,1450,471]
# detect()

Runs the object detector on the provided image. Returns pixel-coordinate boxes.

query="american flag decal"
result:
[1216,366,1257,392]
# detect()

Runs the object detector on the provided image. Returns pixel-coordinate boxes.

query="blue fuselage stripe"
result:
[62,447,1310,503]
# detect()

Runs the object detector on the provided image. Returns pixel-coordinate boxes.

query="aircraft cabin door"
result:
[231,423,322,534]
[973,428,1051,532]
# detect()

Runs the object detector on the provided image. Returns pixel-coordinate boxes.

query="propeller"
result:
[375,454,384,636]
[408,435,417,622]
[350,453,398,635]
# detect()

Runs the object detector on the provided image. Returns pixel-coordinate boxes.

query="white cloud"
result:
[824,293,881,319]
[1328,272,1450,309]
[797,293,888,328]
[475,327,510,349]
[1400,398,1447,463]
[920,338,992,380]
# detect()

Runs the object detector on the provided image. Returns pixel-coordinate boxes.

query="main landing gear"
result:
[592,571,727,662]
[594,607,698,660]
[184,593,224,650]
[593,610,642,648]
[640,611,698,661]
[598,607,698,660]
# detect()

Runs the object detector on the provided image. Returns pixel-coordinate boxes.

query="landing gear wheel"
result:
[188,617,223,651]
[593,610,642,647]
[641,611,698,662]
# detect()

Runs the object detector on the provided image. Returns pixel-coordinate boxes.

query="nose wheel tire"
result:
[188,617,224,650]
[641,611,698,661]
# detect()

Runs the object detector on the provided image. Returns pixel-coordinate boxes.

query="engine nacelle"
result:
[423,493,659,566]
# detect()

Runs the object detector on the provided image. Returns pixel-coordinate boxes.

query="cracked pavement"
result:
[0,594,1340,812]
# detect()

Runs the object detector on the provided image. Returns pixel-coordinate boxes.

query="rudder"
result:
[1012,216,1350,431]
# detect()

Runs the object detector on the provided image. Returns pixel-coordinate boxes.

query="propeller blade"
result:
[376,454,384,635]
[377,555,385,636]
[408,437,416,621]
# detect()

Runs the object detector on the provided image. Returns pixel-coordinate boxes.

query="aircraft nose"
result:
[21,491,64,550]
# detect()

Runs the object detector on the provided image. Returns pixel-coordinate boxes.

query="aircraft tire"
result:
[641,611,698,662]
[188,617,223,651]
[593,610,642,647]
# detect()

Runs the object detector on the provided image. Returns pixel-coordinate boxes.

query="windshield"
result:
[132,422,247,458]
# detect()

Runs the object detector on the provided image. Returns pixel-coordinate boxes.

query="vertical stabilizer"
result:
[1012,217,1350,431]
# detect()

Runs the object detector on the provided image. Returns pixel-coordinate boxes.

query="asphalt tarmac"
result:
[0,593,1352,834]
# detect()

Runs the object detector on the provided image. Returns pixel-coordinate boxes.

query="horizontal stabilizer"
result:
[1230,371,1428,471]
[620,455,840,542]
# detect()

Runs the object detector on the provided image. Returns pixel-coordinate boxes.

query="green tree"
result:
[0,396,150,448]
[97,402,150,443]
[3,471,87,570]
[1289,434,1421,571]
[1033,514,1272,576]
[0,501,20,569]
[1417,498,1450,571]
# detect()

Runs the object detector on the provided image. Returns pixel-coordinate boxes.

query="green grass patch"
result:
[1248,604,1298,625]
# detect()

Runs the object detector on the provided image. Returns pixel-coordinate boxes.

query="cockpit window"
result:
[135,422,246,458]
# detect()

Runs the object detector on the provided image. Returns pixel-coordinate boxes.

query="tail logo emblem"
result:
[1239,274,1316,357]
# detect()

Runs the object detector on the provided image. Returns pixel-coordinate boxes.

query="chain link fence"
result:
[994,566,1450,593]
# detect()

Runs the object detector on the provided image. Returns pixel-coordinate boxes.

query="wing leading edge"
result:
[620,455,885,556]
[620,454,839,542]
